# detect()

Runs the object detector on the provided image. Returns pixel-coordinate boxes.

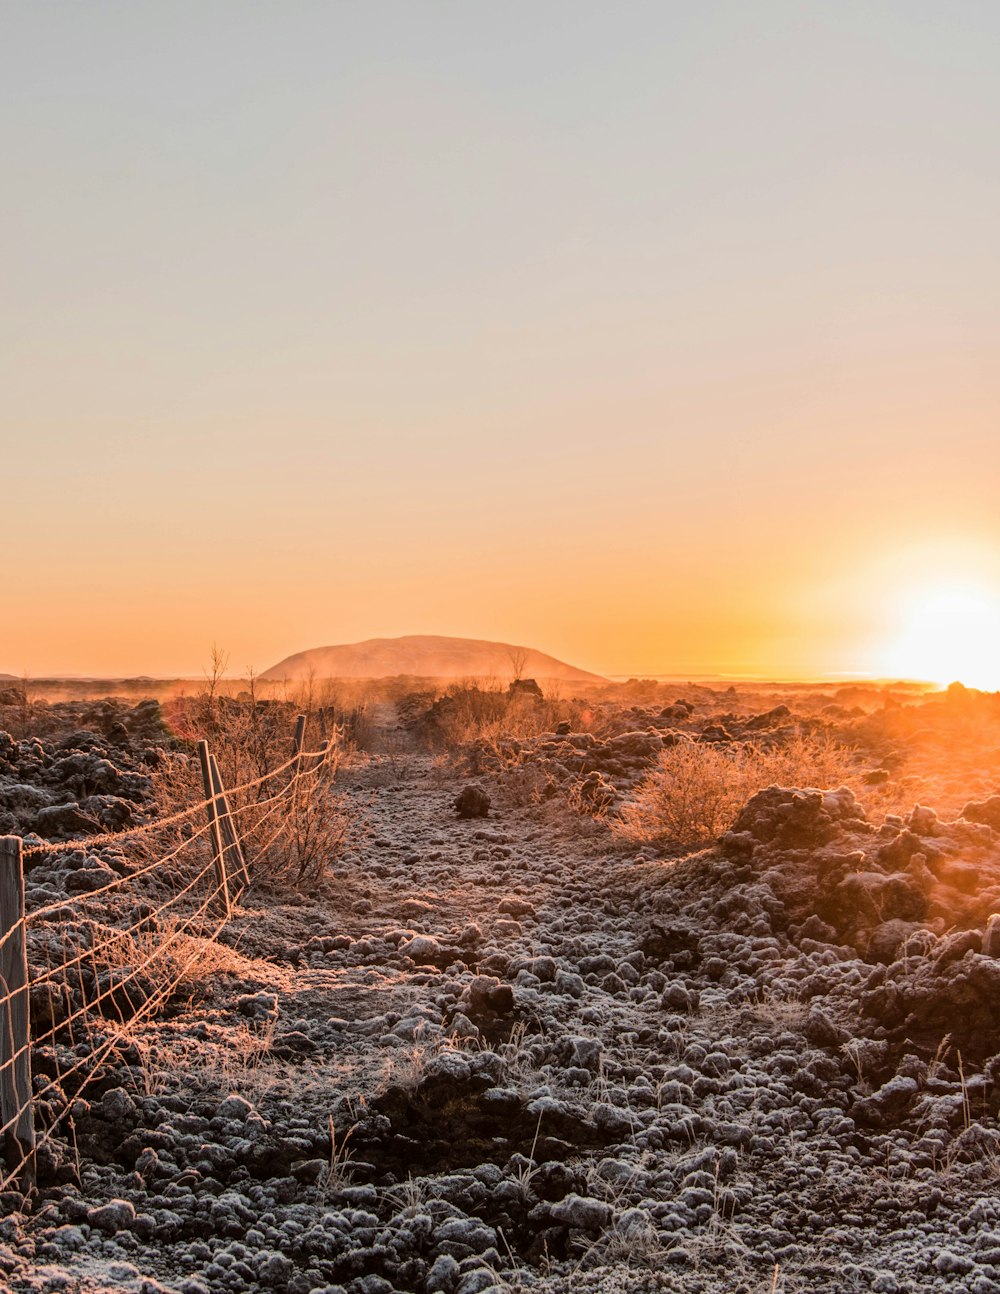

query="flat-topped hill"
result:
[260,635,606,683]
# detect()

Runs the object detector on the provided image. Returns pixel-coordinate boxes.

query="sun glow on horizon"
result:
[879,582,1000,692]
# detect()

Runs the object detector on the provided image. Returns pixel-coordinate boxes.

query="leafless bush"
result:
[153,654,355,889]
[259,757,352,888]
[611,732,857,850]
[419,681,594,756]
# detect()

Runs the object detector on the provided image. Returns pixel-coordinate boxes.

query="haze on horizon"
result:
[3,3,999,687]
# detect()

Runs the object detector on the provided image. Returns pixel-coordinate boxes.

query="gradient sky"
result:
[3,2,999,680]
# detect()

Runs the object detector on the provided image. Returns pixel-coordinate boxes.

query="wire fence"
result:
[0,716,341,1195]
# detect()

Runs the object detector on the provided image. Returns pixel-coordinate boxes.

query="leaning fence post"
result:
[209,754,251,894]
[0,835,36,1191]
[197,742,231,919]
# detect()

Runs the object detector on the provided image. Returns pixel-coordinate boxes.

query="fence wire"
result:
[0,729,341,1195]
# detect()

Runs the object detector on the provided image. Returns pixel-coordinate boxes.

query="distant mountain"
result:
[260,635,606,683]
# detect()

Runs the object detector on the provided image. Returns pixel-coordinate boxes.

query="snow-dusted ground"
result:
[6,709,1000,1294]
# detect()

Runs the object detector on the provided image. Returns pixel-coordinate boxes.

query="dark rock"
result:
[853,1076,919,1128]
[454,787,491,819]
[834,873,926,929]
[606,731,663,761]
[290,1158,326,1183]
[934,929,982,967]
[550,1193,612,1230]
[962,795,1000,832]
[877,829,930,870]
[236,992,279,1023]
[744,705,792,731]
[573,771,616,810]
[640,921,701,967]
[55,730,108,754]
[87,1198,136,1232]
[804,1006,849,1048]
[794,914,838,944]
[731,786,868,850]
[100,1087,139,1125]
[33,803,102,838]
[865,919,925,964]
[80,794,135,831]
[107,722,131,747]
[399,934,459,968]
[269,1030,317,1060]
[459,976,514,1020]
[861,953,1000,1061]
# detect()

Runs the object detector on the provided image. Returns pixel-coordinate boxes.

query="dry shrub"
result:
[422,686,606,816]
[154,668,355,890]
[420,681,594,755]
[612,732,857,850]
[256,756,352,888]
[163,672,322,790]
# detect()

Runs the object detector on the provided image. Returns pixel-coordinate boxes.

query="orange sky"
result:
[4,4,999,683]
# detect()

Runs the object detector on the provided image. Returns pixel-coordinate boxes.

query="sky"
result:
[3,2,999,682]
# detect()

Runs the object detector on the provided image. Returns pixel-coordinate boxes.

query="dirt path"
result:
[10,713,1000,1294]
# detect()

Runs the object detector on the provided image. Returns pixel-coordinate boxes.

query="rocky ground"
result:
[4,689,1000,1293]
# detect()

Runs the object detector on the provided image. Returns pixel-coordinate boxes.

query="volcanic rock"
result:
[454,786,491,819]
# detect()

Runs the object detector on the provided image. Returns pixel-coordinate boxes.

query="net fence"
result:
[0,726,340,1194]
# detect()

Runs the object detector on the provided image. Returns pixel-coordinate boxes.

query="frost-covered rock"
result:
[549,1194,612,1231]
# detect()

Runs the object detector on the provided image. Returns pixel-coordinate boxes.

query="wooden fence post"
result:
[0,836,36,1191]
[208,754,251,894]
[291,714,307,767]
[197,742,231,919]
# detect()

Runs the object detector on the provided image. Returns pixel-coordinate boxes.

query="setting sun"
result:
[880,584,1000,691]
